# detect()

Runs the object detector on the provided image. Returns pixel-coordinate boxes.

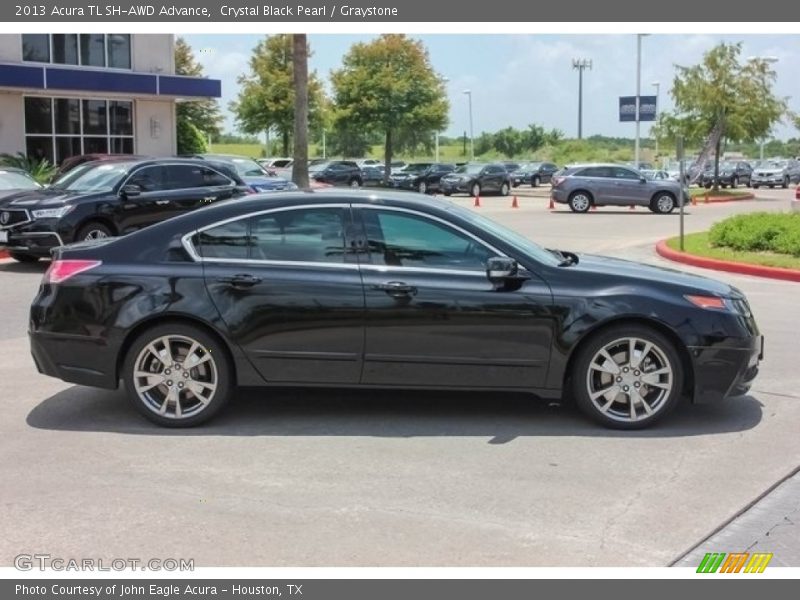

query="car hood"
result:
[569,253,733,296]
[242,176,294,190]
[753,168,783,174]
[0,187,105,209]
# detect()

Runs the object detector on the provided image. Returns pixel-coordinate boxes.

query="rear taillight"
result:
[44,260,102,284]
[552,176,565,187]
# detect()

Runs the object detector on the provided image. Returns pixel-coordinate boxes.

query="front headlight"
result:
[31,206,74,220]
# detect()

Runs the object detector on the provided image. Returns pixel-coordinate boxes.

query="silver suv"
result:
[750,159,800,189]
[550,164,689,214]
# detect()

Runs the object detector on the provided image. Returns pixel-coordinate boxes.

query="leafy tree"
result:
[176,120,208,155]
[474,132,494,156]
[174,38,223,142]
[291,34,309,188]
[331,34,448,182]
[655,42,786,189]
[232,35,324,156]
[492,127,522,158]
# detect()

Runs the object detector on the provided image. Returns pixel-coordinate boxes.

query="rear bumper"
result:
[689,335,763,403]
[29,330,119,390]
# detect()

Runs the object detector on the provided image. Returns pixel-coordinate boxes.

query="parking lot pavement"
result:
[1,187,799,567]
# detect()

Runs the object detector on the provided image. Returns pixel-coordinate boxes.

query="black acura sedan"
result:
[0,158,248,262]
[29,191,762,429]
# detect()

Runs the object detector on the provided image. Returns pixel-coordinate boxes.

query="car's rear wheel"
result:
[571,325,683,429]
[531,175,540,188]
[77,221,113,241]
[753,184,760,189]
[9,252,39,263]
[418,181,427,194]
[651,192,676,214]
[782,177,789,189]
[499,182,510,196]
[123,323,233,427]
[471,182,481,197]
[568,191,592,213]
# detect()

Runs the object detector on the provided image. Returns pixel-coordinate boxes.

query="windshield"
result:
[404,163,432,173]
[446,203,561,267]
[229,158,267,177]
[0,171,40,190]
[756,160,786,169]
[455,164,484,175]
[309,162,330,173]
[52,161,133,192]
[720,162,736,170]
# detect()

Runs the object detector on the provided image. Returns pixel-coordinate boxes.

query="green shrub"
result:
[0,151,58,184]
[176,119,208,155]
[709,212,800,256]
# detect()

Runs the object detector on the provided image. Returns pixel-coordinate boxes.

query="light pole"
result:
[747,56,779,161]
[572,58,592,139]
[634,34,650,167]
[463,89,474,161]
[651,81,660,161]
[435,76,450,162]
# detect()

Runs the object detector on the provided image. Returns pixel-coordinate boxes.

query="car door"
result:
[115,165,174,233]
[355,205,553,389]
[577,166,615,204]
[541,163,558,183]
[159,164,236,218]
[197,204,365,384]
[610,166,645,205]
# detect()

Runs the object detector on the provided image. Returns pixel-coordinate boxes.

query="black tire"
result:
[76,221,113,242]
[9,252,40,263]
[567,190,592,213]
[531,175,540,188]
[349,178,361,188]
[753,184,760,189]
[782,177,789,189]
[443,191,452,197]
[731,177,738,189]
[512,182,520,188]
[471,182,481,198]
[769,185,775,189]
[651,192,676,214]
[122,322,234,427]
[570,324,684,430]
[499,182,510,197]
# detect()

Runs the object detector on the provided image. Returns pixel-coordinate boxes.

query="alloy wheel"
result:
[585,337,674,423]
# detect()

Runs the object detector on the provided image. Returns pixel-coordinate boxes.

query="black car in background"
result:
[511,162,560,187]
[440,163,512,197]
[702,161,752,188]
[0,158,248,262]
[309,161,364,187]
[29,190,762,430]
[360,164,386,187]
[390,162,456,193]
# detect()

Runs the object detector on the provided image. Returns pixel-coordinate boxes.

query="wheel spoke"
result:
[595,349,620,374]
[158,337,175,365]
[641,368,671,387]
[134,371,164,393]
[631,341,652,369]
[158,386,176,415]
[590,384,619,402]
[631,388,653,415]
[628,392,637,420]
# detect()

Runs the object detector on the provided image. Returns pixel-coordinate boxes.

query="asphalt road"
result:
[1,187,798,567]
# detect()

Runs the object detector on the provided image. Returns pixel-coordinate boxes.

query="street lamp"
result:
[747,56,779,160]
[651,81,660,161]
[634,34,651,167]
[463,89,474,161]
[572,58,592,139]
[435,76,450,162]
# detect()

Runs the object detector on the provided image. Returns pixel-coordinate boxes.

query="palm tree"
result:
[291,34,309,188]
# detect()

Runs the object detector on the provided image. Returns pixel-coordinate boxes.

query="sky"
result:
[184,34,800,141]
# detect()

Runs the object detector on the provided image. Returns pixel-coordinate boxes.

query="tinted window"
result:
[22,34,49,62]
[82,100,107,135]
[128,166,166,192]
[197,220,249,260]
[579,167,612,178]
[249,208,346,263]
[612,167,639,179]
[54,98,80,134]
[80,34,106,67]
[24,97,52,134]
[163,165,209,190]
[202,168,232,187]
[52,34,78,65]
[365,210,493,271]
[107,34,131,69]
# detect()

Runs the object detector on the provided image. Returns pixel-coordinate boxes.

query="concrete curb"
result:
[691,192,755,204]
[656,240,800,283]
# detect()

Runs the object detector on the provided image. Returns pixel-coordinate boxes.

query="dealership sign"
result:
[619,95,657,122]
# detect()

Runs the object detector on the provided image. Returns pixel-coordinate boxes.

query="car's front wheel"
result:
[782,177,789,189]
[499,182,510,196]
[123,323,233,427]
[651,192,676,214]
[568,191,592,213]
[9,252,39,263]
[418,181,427,194]
[471,182,481,198]
[571,325,683,429]
[77,221,113,241]
[531,175,540,188]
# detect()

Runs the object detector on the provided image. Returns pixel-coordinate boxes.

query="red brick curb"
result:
[692,192,755,204]
[656,240,800,283]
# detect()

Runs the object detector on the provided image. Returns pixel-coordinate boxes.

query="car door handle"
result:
[216,274,262,288]
[372,281,417,297]
[155,200,170,205]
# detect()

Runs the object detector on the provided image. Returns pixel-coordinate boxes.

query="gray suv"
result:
[550,164,688,214]
[750,159,800,189]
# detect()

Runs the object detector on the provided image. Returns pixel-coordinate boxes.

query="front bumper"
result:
[0,229,63,257]
[689,334,763,403]
[751,174,785,185]
[440,180,470,193]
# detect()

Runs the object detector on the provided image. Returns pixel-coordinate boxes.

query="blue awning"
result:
[0,63,221,98]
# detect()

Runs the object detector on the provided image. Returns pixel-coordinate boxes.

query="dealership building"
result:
[0,34,221,164]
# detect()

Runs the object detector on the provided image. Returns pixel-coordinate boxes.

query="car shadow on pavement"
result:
[0,260,48,273]
[26,386,763,442]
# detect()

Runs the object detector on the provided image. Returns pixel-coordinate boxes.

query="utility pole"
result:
[572,58,592,139]
[463,89,474,160]
[634,34,650,167]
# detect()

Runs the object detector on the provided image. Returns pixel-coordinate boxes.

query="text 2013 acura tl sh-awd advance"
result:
[29,190,763,429]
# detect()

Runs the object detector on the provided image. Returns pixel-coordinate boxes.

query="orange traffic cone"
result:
[548,196,555,210]
[473,195,481,208]
[691,195,697,206]
[511,195,519,209]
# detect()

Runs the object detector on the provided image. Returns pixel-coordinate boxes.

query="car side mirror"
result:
[487,257,518,282]
[121,184,141,197]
